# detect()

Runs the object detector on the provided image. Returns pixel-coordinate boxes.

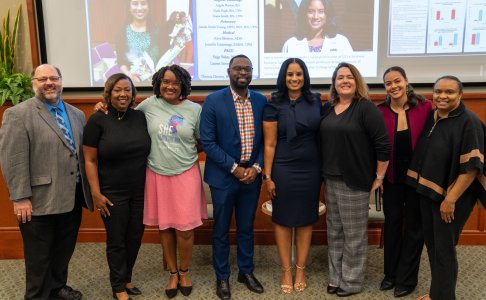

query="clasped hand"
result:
[233,166,257,184]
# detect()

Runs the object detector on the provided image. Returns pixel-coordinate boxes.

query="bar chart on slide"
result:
[390,0,486,55]
[464,0,486,52]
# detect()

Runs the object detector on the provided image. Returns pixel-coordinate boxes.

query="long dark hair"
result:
[125,0,157,37]
[296,0,337,39]
[271,58,314,103]
[152,65,192,99]
[383,66,426,108]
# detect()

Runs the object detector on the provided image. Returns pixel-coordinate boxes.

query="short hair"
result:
[31,64,62,78]
[296,0,337,39]
[152,64,192,99]
[329,62,369,104]
[228,54,251,68]
[383,66,426,107]
[103,73,137,107]
[272,57,314,103]
[434,75,463,94]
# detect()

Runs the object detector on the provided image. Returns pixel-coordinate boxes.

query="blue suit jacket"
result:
[200,87,266,189]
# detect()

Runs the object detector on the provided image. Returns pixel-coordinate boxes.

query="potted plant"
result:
[0,5,33,106]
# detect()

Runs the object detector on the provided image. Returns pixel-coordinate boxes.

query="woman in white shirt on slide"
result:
[282,0,353,54]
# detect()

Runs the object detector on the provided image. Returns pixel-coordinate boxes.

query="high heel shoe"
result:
[165,271,179,298]
[294,264,307,292]
[178,269,193,296]
[280,266,293,294]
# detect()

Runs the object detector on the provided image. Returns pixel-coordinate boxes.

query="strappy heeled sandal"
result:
[280,266,293,294]
[294,264,307,292]
[165,270,179,298]
[178,268,193,296]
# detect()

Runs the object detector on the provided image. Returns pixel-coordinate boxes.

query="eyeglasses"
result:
[161,79,181,86]
[231,66,253,73]
[32,76,61,83]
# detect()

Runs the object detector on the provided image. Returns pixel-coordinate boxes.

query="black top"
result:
[394,129,411,183]
[320,99,391,191]
[83,107,151,188]
[406,102,485,202]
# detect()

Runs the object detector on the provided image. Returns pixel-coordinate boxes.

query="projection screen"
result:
[36,0,486,88]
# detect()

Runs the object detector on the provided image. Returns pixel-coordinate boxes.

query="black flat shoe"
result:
[216,279,231,300]
[327,284,339,294]
[337,287,357,297]
[125,286,142,295]
[237,273,264,293]
[394,286,415,298]
[178,269,193,296]
[379,278,395,291]
[165,271,179,299]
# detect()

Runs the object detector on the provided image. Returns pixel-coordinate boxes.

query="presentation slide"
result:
[38,0,486,88]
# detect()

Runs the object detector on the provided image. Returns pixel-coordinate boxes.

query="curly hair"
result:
[103,73,137,107]
[383,66,426,108]
[151,65,192,99]
[272,58,314,103]
[329,62,369,105]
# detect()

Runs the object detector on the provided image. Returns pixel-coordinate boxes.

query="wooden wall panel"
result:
[1,94,486,259]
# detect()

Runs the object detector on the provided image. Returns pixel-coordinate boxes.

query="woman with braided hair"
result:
[94,64,207,298]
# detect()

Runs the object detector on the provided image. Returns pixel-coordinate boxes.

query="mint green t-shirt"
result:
[136,95,201,175]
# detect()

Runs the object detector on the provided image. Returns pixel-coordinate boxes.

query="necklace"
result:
[117,110,127,121]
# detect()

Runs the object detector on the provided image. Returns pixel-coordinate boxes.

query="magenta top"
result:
[378,99,433,183]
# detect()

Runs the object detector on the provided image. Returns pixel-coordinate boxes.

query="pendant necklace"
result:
[117,110,127,121]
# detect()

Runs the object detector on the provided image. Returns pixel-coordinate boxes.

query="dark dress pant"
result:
[382,180,423,288]
[19,189,83,300]
[102,186,145,293]
[210,179,261,280]
[420,190,476,300]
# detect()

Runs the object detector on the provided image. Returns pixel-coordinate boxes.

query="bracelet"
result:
[376,174,385,180]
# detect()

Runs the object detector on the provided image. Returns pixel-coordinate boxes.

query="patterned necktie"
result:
[52,107,76,152]
[53,107,80,182]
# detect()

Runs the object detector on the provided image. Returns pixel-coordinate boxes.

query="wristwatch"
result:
[262,174,271,181]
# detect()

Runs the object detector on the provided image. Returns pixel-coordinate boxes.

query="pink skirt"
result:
[143,162,208,230]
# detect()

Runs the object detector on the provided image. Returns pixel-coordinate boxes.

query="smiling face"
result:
[433,78,462,116]
[129,0,149,21]
[384,70,408,103]
[159,70,182,103]
[307,0,326,33]
[110,79,132,112]
[286,63,304,95]
[32,64,63,105]
[228,57,253,91]
[334,67,356,99]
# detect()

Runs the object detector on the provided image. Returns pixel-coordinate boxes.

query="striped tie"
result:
[53,107,79,182]
[52,107,76,152]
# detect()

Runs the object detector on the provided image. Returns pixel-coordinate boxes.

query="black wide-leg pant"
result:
[420,190,476,300]
[101,186,145,293]
[382,180,424,288]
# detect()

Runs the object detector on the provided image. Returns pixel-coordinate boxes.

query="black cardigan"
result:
[320,99,391,191]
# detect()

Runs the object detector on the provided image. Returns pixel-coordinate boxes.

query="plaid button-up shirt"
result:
[231,87,254,162]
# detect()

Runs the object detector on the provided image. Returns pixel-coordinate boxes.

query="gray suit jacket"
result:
[0,97,93,215]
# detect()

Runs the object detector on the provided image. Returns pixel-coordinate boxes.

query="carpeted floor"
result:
[1,244,485,299]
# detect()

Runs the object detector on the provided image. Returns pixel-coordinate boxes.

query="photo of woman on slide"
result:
[116,0,163,82]
[281,0,353,53]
